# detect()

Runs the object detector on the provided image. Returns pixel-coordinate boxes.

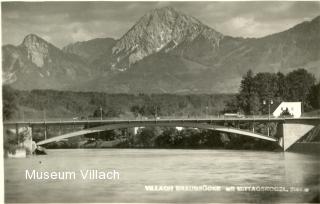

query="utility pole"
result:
[44,123,47,140]
[16,123,19,145]
[100,106,103,120]
[263,99,273,136]
[206,106,209,118]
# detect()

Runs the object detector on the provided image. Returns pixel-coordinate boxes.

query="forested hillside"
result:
[2,87,233,121]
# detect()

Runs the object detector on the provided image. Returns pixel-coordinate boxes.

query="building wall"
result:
[273,102,301,118]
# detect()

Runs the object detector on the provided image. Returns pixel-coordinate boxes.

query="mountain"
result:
[218,15,320,75]
[110,7,224,71]
[2,34,92,90]
[2,7,320,93]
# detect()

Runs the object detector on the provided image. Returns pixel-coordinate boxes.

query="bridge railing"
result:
[3,115,261,123]
[3,115,320,124]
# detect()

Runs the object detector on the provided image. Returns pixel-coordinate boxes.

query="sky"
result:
[2,1,320,48]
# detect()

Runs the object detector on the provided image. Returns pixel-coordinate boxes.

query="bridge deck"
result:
[4,117,320,127]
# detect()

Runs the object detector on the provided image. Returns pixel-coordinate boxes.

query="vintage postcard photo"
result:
[1,1,320,203]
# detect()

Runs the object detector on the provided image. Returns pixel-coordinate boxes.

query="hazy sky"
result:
[2,1,320,48]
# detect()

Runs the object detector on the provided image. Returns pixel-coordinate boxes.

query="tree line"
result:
[2,68,319,120]
[2,87,232,120]
[225,68,320,115]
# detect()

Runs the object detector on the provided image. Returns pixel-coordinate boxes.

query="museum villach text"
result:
[25,169,120,180]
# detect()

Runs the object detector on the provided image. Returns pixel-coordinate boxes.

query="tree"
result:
[2,85,18,120]
[92,107,105,118]
[135,127,161,147]
[147,105,161,118]
[285,69,315,110]
[308,81,320,109]
[105,107,122,118]
[92,106,121,118]
[254,72,279,101]
[224,96,240,113]
[249,92,261,115]
[130,105,142,117]
[276,72,287,98]
[154,128,178,148]
[237,70,254,114]
[280,108,292,117]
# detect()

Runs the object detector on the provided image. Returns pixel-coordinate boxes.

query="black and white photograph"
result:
[1,1,320,203]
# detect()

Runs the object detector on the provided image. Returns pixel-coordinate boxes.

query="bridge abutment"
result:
[280,122,315,151]
[4,125,36,154]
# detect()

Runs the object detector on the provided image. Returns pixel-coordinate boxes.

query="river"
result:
[4,149,319,203]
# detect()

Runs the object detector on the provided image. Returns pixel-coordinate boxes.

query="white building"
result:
[273,102,302,118]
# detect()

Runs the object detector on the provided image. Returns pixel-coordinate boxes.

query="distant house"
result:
[273,102,302,118]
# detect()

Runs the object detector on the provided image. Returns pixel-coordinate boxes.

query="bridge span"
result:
[3,117,320,151]
[36,122,277,146]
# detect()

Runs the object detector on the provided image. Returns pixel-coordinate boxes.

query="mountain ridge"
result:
[2,7,320,93]
[2,33,92,90]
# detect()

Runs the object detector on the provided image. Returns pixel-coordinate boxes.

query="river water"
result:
[4,149,319,203]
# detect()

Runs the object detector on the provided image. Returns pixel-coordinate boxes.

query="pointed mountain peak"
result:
[24,33,41,39]
[156,6,177,11]
[20,34,52,67]
[141,6,200,26]
[112,7,223,68]
[151,6,180,15]
[149,6,191,18]
[22,34,48,46]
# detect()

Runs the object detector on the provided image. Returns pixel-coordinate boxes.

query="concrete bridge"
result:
[3,117,320,151]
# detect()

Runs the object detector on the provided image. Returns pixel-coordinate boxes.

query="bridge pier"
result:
[13,123,34,145]
[5,124,35,154]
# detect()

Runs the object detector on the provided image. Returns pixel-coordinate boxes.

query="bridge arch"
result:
[36,121,277,146]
